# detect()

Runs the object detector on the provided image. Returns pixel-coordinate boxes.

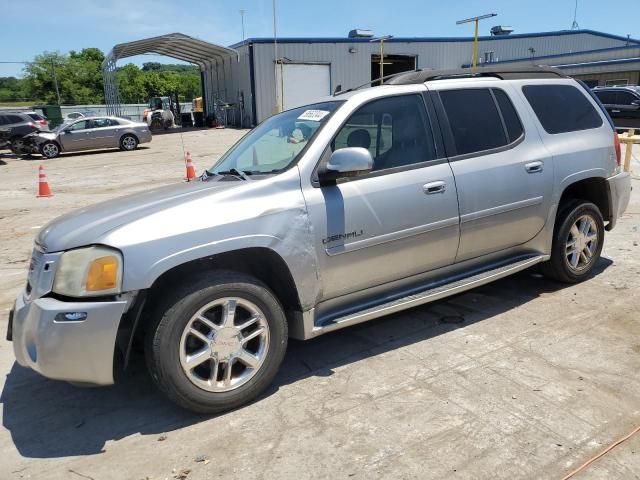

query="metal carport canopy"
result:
[104,32,237,67]
[102,33,237,117]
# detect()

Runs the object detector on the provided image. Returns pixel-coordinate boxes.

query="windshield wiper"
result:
[211,168,252,181]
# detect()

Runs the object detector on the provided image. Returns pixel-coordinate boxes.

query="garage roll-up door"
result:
[276,63,331,111]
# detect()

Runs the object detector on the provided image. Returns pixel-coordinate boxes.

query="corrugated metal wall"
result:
[232,32,626,123]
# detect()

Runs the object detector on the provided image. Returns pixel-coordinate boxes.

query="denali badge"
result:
[322,230,364,244]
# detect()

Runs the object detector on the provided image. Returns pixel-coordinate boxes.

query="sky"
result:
[1,0,638,77]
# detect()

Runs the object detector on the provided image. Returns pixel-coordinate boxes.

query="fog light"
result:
[55,312,88,322]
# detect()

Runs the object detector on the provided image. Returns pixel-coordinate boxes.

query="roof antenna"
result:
[570,0,579,30]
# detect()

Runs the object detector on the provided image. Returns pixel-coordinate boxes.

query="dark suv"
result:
[592,86,640,129]
[0,112,48,153]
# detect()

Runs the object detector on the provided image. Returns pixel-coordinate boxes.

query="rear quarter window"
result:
[522,84,603,134]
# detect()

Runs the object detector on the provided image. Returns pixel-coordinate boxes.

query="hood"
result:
[33,131,57,141]
[36,179,242,252]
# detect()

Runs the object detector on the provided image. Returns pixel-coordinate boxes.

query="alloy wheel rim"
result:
[42,144,58,157]
[565,214,598,272]
[123,137,136,149]
[179,297,270,392]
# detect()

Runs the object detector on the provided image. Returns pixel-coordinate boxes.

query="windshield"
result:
[210,101,343,174]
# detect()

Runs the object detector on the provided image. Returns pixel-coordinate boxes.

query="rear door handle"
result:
[423,181,446,194]
[525,161,544,173]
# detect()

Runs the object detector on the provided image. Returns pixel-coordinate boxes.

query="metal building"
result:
[104,29,640,127]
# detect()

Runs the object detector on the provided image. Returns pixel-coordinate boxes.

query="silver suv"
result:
[8,66,631,413]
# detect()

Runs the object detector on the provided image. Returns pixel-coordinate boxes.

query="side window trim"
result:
[434,87,525,162]
[311,92,445,187]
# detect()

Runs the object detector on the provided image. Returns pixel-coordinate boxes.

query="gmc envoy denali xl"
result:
[8,66,631,413]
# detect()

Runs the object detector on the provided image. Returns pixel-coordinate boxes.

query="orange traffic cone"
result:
[185,151,197,181]
[37,165,53,197]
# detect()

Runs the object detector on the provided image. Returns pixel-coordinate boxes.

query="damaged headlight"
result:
[52,246,123,297]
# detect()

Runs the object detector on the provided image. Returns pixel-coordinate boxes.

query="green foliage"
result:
[0,48,201,105]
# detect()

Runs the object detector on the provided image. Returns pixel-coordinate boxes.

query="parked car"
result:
[18,116,152,158]
[65,110,98,121]
[8,66,631,413]
[0,112,47,153]
[592,85,640,129]
[23,111,49,129]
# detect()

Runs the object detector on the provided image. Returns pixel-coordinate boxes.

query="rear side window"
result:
[440,88,507,155]
[522,84,603,134]
[492,89,524,143]
[594,90,615,104]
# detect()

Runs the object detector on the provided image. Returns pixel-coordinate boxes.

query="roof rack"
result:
[386,65,567,85]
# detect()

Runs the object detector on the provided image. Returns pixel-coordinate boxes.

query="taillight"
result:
[613,132,621,166]
[38,120,47,126]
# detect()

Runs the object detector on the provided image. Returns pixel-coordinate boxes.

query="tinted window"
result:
[28,113,44,121]
[440,88,507,155]
[0,116,7,126]
[492,89,524,143]
[522,84,603,134]
[109,118,121,126]
[594,90,615,105]
[7,115,24,124]
[616,91,639,106]
[333,94,436,171]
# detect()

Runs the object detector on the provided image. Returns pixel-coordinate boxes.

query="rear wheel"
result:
[120,134,138,151]
[40,141,60,159]
[541,200,604,283]
[145,272,287,413]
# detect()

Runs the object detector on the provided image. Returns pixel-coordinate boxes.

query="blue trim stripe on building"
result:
[229,29,640,49]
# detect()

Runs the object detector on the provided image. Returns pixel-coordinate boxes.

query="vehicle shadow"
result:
[0,147,151,161]
[1,258,612,459]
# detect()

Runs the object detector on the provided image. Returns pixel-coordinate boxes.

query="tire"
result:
[541,200,605,283]
[120,134,138,151]
[145,271,288,413]
[40,141,60,159]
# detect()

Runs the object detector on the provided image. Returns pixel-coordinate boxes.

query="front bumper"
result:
[11,293,127,385]
[606,171,631,230]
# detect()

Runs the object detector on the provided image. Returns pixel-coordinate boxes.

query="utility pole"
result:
[369,35,393,83]
[50,59,61,105]
[272,0,281,112]
[456,13,497,69]
[240,9,246,41]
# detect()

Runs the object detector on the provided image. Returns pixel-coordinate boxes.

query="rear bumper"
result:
[10,293,127,385]
[606,171,631,230]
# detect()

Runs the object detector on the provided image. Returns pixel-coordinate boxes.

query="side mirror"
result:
[319,147,373,185]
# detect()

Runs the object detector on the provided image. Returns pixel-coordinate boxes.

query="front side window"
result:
[522,84,603,134]
[67,120,89,131]
[333,94,436,171]
[440,88,507,155]
[616,92,639,106]
[211,101,342,174]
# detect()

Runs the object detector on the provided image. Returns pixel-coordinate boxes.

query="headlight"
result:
[52,246,123,297]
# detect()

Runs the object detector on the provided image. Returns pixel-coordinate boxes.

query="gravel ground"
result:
[0,131,639,480]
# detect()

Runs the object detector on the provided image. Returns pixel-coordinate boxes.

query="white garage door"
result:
[276,63,331,111]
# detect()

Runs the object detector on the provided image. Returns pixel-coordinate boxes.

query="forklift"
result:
[142,93,181,130]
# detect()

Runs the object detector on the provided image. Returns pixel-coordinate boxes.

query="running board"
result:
[307,255,547,338]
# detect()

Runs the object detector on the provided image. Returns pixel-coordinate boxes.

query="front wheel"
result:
[40,141,60,159]
[541,200,604,283]
[145,272,288,413]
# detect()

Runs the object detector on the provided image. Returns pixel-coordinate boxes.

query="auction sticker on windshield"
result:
[297,110,330,122]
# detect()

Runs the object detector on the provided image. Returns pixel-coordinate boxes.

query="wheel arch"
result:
[119,247,304,363]
[557,176,611,226]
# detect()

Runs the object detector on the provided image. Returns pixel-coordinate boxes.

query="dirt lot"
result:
[0,131,639,480]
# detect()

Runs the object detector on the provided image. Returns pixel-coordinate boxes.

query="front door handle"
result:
[423,181,446,194]
[525,161,544,173]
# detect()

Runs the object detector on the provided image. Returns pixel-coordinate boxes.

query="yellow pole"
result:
[472,18,479,68]
[380,38,385,83]
[624,129,635,172]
